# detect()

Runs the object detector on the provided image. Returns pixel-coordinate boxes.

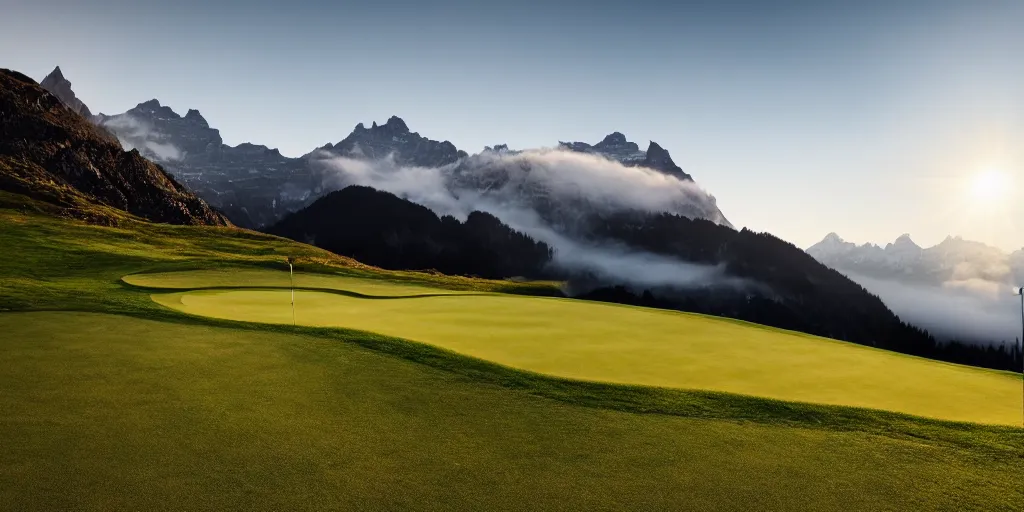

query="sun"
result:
[970,169,1012,202]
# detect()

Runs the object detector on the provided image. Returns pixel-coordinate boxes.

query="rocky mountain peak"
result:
[38,65,92,118]
[597,132,627,146]
[384,115,409,133]
[96,97,222,161]
[807,232,857,258]
[184,109,209,127]
[892,233,918,247]
[1,68,227,226]
[559,133,693,181]
[642,141,692,181]
[645,141,669,160]
[327,116,464,167]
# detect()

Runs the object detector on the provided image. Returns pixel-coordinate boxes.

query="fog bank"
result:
[312,148,743,291]
[847,272,1022,345]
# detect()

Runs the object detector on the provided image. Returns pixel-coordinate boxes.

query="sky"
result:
[2,0,1023,251]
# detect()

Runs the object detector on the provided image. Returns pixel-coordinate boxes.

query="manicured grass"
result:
[152,287,1022,426]
[1,311,1021,511]
[1,202,1023,510]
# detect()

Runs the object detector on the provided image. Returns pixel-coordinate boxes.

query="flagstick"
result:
[1018,287,1023,428]
[289,260,295,326]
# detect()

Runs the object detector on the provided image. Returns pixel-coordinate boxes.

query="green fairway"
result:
[152,286,1020,426]
[2,208,1023,511]
[1,311,1021,511]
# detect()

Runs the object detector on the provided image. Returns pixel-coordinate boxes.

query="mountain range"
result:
[38,67,723,230]
[0,69,225,226]
[807,232,1024,288]
[15,64,1018,371]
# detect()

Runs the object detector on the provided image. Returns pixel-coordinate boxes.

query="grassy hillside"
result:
[1,201,1022,510]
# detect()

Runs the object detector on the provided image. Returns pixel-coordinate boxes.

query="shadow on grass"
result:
[70,286,1024,460]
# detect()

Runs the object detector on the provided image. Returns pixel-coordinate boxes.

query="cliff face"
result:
[0,69,228,226]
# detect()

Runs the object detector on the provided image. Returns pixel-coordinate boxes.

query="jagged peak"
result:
[43,66,65,82]
[598,132,628,146]
[646,140,667,154]
[823,232,845,243]
[184,108,208,126]
[641,141,692,181]
[38,65,92,118]
[644,141,675,165]
[137,98,162,109]
[354,122,366,131]
[893,233,917,245]
[384,115,409,132]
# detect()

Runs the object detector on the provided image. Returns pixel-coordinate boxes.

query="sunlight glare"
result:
[970,169,1012,202]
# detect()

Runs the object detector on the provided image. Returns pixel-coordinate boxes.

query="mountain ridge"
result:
[807,232,1024,286]
[0,69,227,226]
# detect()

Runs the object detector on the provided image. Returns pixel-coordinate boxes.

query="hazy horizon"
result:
[3,0,1022,252]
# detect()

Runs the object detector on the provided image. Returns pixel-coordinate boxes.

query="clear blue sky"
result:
[3,0,1022,251]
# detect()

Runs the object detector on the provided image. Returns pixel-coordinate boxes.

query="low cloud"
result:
[846,272,1022,345]
[311,148,743,291]
[99,114,184,162]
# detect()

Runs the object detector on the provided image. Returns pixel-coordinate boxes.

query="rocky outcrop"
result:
[642,141,691,180]
[0,69,228,226]
[38,66,92,118]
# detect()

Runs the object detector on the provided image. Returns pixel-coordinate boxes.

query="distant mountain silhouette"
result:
[0,69,227,226]
[807,232,1024,287]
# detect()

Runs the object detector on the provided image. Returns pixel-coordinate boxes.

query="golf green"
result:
[153,287,1021,426]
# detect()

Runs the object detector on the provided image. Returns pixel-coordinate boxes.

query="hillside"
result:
[0,206,1021,510]
[267,185,553,279]
[0,69,227,226]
